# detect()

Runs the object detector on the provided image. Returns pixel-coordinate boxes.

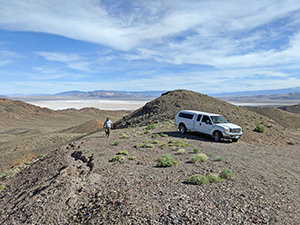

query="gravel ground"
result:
[0,122,299,224]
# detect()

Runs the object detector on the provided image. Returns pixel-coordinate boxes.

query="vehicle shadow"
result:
[157,131,232,144]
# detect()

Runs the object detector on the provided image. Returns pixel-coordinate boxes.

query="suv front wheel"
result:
[213,131,222,142]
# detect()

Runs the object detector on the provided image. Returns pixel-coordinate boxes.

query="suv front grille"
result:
[231,128,241,133]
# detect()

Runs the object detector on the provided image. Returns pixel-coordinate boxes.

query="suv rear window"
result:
[178,112,194,119]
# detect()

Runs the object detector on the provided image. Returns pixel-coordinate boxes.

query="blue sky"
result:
[1,0,300,95]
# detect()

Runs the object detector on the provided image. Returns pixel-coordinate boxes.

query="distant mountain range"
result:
[212,86,300,96]
[2,86,300,101]
[3,90,166,101]
[54,90,165,98]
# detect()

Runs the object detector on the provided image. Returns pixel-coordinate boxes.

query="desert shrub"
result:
[160,133,168,137]
[152,134,159,138]
[191,156,201,163]
[144,130,151,135]
[160,142,168,149]
[2,169,17,179]
[207,173,223,183]
[135,143,154,148]
[37,154,45,159]
[134,143,142,148]
[214,156,224,161]
[197,153,208,162]
[114,141,121,146]
[153,140,160,144]
[168,140,190,147]
[129,156,136,160]
[287,140,295,145]
[25,159,36,165]
[144,139,153,144]
[157,154,178,167]
[177,149,185,154]
[193,148,199,153]
[122,134,131,139]
[144,124,157,130]
[219,169,234,179]
[254,125,265,133]
[144,143,154,148]
[110,155,124,162]
[187,174,209,185]
[117,150,128,155]
[0,184,5,194]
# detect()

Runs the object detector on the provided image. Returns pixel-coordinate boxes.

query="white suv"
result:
[174,110,243,142]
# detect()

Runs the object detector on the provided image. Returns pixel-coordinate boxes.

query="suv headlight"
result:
[224,128,230,133]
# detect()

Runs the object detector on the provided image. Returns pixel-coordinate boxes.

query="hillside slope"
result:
[278,103,300,114]
[58,119,103,134]
[0,99,130,173]
[115,89,294,146]
[0,98,66,119]
[248,107,300,129]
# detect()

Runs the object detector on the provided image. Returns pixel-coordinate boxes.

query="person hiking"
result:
[103,117,113,138]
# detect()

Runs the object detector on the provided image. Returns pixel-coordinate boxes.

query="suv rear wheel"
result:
[179,124,187,134]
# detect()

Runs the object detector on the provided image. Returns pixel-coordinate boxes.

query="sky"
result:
[1,0,300,95]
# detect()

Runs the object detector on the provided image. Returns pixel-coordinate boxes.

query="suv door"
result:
[194,114,203,132]
[198,115,213,134]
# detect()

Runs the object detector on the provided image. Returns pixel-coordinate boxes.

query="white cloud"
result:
[0,50,24,67]
[1,0,300,52]
[35,51,94,72]
[0,60,11,67]
[35,52,82,62]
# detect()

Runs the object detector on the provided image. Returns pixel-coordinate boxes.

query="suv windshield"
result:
[211,116,228,124]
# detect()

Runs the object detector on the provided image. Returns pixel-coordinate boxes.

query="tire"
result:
[179,124,187,134]
[213,131,222,142]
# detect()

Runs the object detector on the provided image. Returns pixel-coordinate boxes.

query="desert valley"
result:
[0,89,299,224]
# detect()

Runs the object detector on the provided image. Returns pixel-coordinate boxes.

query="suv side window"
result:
[178,112,194,119]
[196,115,202,121]
[201,115,211,124]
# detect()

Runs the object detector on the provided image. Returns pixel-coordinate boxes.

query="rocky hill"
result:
[0,98,66,119]
[278,103,300,114]
[115,89,294,146]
